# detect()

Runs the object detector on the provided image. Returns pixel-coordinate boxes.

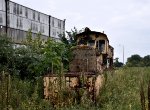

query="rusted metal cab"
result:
[75,27,113,71]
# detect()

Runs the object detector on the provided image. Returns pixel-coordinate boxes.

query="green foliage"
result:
[142,55,150,67]
[126,54,142,67]
[99,67,150,110]
[52,67,150,109]
[59,27,83,70]
[113,58,123,67]
[0,34,14,72]
[126,54,150,67]
[0,72,52,110]
[0,31,67,80]
[1,57,150,109]
[42,38,65,74]
[2,29,150,109]
[60,27,83,46]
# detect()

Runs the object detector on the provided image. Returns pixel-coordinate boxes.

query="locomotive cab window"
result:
[78,38,87,45]
[87,40,95,47]
[96,40,105,52]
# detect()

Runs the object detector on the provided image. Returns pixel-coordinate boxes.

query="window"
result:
[63,22,65,30]
[0,14,3,24]
[52,19,54,27]
[60,21,61,28]
[38,13,40,21]
[20,19,23,28]
[25,8,28,18]
[58,20,59,28]
[58,20,61,28]
[31,22,34,31]
[13,3,16,14]
[16,18,19,28]
[31,22,32,30]
[33,11,35,20]
[7,15,10,26]
[32,23,38,32]
[40,25,44,33]
[19,6,22,15]
[16,17,23,28]
[52,29,56,36]
[17,4,19,15]
[96,40,105,52]
[36,24,38,31]
[88,40,95,47]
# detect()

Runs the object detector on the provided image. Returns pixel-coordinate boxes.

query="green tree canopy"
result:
[0,30,67,80]
[126,54,142,67]
[142,55,150,67]
[113,58,123,67]
[126,54,150,67]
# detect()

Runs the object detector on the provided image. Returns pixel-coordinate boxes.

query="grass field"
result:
[99,67,150,110]
[62,67,150,110]
[1,67,150,110]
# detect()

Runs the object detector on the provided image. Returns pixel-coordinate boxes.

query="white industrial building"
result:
[0,0,65,43]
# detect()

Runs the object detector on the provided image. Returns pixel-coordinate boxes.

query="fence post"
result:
[1,71,4,110]
[140,82,146,110]
[148,80,150,110]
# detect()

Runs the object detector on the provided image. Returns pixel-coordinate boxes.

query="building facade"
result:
[0,0,65,43]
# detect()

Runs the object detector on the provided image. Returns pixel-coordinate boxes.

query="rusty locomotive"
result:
[43,27,114,102]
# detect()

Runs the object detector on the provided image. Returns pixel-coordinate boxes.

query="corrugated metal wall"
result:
[0,0,65,43]
[0,0,6,11]
[50,17,65,39]
[0,0,6,26]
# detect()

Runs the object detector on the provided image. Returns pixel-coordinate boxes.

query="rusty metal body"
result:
[43,28,114,102]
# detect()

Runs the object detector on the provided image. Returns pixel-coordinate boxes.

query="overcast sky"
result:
[12,0,150,63]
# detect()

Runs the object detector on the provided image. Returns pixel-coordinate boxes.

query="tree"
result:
[59,27,83,46]
[11,30,66,79]
[41,38,66,74]
[59,27,83,70]
[0,34,14,73]
[113,58,123,67]
[126,54,142,67]
[142,55,150,67]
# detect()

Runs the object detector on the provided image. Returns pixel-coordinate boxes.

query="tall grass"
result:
[1,67,150,109]
[0,72,51,110]
[99,67,150,110]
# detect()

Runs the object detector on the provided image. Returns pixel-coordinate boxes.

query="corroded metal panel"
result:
[70,46,97,72]
[43,73,97,99]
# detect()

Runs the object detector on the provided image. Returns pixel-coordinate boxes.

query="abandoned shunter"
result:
[43,27,114,102]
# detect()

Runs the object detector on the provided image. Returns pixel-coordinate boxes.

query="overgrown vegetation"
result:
[59,27,83,69]
[1,67,150,109]
[0,31,150,109]
[0,29,80,109]
[0,31,68,80]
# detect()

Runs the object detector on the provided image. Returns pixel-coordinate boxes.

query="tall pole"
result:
[119,44,125,64]
[123,45,124,65]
